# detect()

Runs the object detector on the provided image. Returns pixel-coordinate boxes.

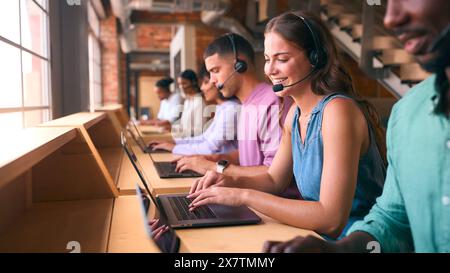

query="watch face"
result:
[218,160,228,166]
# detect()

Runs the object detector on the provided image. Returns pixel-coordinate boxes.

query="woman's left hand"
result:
[187,187,249,211]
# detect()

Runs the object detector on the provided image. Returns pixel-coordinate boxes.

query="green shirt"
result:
[347,75,450,253]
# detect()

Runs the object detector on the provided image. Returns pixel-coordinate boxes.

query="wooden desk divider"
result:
[38,112,123,187]
[95,104,129,129]
[0,127,117,252]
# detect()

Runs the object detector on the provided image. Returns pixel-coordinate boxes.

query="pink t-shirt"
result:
[238,83,292,167]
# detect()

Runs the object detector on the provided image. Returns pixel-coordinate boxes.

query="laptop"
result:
[124,127,202,178]
[136,184,180,253]
[122,132,261,229]
[127,119,170,154]
[150,155,203,179]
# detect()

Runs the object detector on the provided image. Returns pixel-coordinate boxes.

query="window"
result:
[0,0,50,130]
[88,0,102,112]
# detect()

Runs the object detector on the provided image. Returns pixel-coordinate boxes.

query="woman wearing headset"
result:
[187,11,387,239]
[172,69,208,138]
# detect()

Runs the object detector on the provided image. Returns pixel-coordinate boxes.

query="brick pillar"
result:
[100,15,121,105]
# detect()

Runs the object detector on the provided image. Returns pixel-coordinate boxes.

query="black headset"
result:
[226,33,248,73]
[272,13,327,92]
[291,13,326,69]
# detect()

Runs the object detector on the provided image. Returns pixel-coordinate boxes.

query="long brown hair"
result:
[266,11,387,165]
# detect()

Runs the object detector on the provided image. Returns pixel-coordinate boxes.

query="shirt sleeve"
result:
[165,94,183,123]
[172,104,238,155]
[346,105,414,253]
[258,99,282,166]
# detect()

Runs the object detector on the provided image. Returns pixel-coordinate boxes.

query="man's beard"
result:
[421,25,450,73]
[420,48,450,72]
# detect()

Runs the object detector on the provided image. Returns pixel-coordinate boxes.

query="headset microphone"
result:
[217,70,238,91]
[272,68,315,92]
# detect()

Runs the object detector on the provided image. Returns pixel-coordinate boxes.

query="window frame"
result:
[0,0,52,128]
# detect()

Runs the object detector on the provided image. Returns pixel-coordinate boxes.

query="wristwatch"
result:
[216,160,229,174]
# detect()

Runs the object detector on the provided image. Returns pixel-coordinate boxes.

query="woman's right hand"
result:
[189,170,234,194]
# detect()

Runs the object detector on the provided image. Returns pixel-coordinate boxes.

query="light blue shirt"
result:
[172,99,239,155]
[157,92,183,123]
[347,75,450,253]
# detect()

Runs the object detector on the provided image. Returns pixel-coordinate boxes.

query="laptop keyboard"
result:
[156,162,201,177]
[168,196,217,221]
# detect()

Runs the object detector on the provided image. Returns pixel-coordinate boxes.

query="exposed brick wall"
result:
[195,25,226,71]
[135,25,173,49]
[100,15,121,105]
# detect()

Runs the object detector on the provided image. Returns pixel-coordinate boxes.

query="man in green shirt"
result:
[263,0,450,253]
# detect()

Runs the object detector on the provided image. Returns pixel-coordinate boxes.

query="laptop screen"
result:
[127,120,148,152]
[136,184,180,253]
[121,131,155,200]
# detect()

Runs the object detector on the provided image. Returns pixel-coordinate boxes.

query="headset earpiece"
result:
[292,13,326,70]
[227,33,248,73]
[234,59,247,73]
[309,51,319,67]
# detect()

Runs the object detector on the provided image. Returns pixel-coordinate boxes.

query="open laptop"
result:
[149,153,203,179]
[124,126,202,178]
[127,119,170,154]
[122,132,261,229]
[136,184,180,253]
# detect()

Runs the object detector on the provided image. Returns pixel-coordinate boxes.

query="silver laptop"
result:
[122,132,261,229]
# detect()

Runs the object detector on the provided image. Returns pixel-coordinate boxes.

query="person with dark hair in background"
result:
[169,69,208,139]
[141,77,183,131]
[173,33,293,177]
[150,63,240,155]
[186,11,387,240]
[264,0,450,253]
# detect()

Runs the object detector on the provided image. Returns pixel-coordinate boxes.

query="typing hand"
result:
[151,225,170,241]
[140,119,157,125]
[173,155,215,175]
[147,141,162,149]
[262,236,338,253]
[187,187,247,211]
[189,170,233,194]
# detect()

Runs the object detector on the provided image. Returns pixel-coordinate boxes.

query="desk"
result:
[177,211,319,253]
[114,147,319,252]
[139,125,174,143]
[108,195,160,253]
[108,194,319,253]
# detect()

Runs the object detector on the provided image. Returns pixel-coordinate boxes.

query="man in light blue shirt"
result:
[141,77,183,129]
[151,65,239,155]
[263,0,450,253]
